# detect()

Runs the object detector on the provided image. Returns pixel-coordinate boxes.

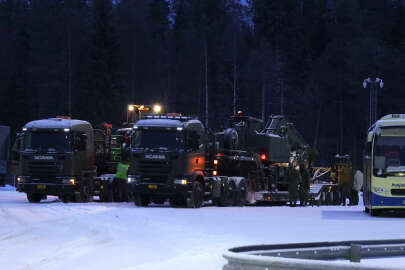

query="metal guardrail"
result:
[223,239,405,270]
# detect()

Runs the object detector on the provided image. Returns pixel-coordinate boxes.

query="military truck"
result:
[129,113,341,207]
[17,118,96,203]
[0,126,10,186]
[215,114,342,205]
[128,115,247,208]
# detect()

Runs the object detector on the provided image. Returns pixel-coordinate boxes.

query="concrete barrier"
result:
[223,240,405,270]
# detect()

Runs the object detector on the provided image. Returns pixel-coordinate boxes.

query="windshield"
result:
[373,135,405,176]
[132,129,183,151]
[23,132,72,153]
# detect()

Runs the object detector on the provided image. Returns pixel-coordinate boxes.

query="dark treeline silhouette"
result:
[1,0,405,166]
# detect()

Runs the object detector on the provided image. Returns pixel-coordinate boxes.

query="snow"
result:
[1,191,405,270]
[24,118,91,129]
[0,184,16,191]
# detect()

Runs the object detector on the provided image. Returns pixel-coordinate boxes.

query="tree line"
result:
[1,0,405,166]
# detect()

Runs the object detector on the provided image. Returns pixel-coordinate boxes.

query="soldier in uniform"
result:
[287,161,300,207]
[340,163,354,206]
[299,162,311,206]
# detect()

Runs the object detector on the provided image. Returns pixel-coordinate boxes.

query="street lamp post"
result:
[363,77,384,126]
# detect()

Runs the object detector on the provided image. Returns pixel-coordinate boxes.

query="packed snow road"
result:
[1,187,405,270]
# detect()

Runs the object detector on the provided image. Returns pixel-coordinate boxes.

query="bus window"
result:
[373,135,405,176]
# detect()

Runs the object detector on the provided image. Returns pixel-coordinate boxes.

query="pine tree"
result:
[90,0,120,123]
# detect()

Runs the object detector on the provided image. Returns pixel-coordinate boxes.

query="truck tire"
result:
[27,193,42,203]
[134,193,150,207]
[151,197,165,205]
[59,195,70,203]
[220,180,235,207]
[234,180,247,206]
[187,181,203,208]
[75,179,92,203]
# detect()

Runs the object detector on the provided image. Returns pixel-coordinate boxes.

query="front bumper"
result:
[132,182,191,197]
[371,192,405,208]
[18,182,77,196]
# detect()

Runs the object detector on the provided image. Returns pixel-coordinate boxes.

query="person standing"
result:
[299,163,311,206]
[287,162,300,207]
[350,169,363,205]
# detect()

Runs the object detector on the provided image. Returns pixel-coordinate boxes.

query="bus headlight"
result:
[174,179,188,185]
[374,187,388,194]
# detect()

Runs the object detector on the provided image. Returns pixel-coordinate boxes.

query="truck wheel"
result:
[187,181,203,208]
[234,181,247,206]
[75,181,91,203]
[59,195,70,203]
[27,193,42,203]
[151,197,165,205]
[220,180,235,207]
[134,194,150,207]
[170,196,186,207]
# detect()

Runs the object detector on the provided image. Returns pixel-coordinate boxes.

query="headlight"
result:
[62,178,75,185]
[374,187,388,194]
[174,179,188,185]
[127,175,138,184]
[17,177,23,184]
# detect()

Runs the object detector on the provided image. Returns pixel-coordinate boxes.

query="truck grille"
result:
[136,160,171,183]
[26,161,58,177]
[391,189,405,196]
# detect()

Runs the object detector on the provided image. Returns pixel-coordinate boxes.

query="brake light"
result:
[217,153,223,157]
[260,154,267,161]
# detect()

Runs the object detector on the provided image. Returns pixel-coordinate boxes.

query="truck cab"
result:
[17,118,96,203]
[129,115,208,207]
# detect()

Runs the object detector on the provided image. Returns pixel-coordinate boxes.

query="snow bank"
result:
[0,184,16,191]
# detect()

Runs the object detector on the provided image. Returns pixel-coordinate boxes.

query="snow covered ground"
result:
[1,186,405,270]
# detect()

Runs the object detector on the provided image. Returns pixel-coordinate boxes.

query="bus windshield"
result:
[23,132,72,153]
[132,129,183,151]
[374,135,405,176]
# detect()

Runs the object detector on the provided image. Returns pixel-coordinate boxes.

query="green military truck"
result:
[17,118,96,203]
[129,113,336,208]
[128,115,246,208]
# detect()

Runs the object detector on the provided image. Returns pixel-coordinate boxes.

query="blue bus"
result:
[364,114,405,216]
